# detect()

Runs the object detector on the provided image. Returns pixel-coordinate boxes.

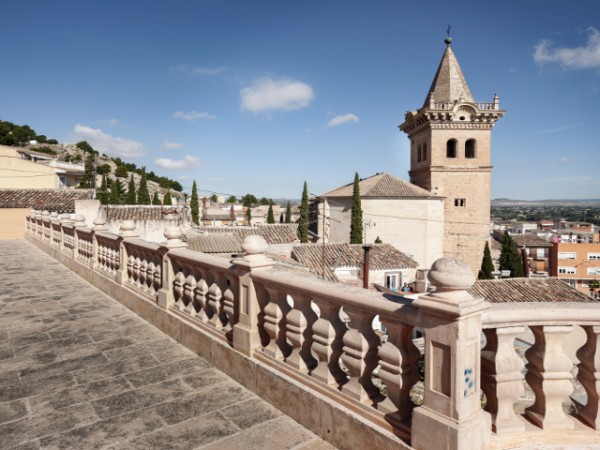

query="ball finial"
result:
[444,36,452,45]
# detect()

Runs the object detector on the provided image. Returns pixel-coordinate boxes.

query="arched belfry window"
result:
[465,139,476,159]
[446,139,457,158]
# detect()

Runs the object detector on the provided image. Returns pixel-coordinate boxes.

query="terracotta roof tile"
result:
[186,234,242,254]
[322,172,435,199]
[103,206,182,222]
[199,224,298,245]
[0,189,94,210]
[469,278,595,303]
[291,243,418,282]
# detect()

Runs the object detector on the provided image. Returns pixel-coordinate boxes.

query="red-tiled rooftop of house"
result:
[186,233,242,254]
[0,189,95,210]
[103,206,182,222]
[200,224,298,245]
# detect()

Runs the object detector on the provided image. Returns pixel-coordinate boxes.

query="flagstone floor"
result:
[0,240,334,450]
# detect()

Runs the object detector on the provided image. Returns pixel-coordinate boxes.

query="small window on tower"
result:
[423,142,427,161]
[447,139,457,158]
[454,198,466,207]
[417,144,422,162]
[465,139,476,158]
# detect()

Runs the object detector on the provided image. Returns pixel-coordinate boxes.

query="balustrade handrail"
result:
[483,302,600,328]
[123,237,162,253]
[251,268,422,326]
[169,247,235,272]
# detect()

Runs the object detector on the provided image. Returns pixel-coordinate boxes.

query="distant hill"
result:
[492,198,600,207]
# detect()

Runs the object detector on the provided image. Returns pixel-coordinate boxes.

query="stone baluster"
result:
[577,325,600,429]
[221,276,236,335]
[377,320,420,426]
[206,273,227,330]
[73,214,85,258]
[49,212,60,247]
[232,235,273,356]
[285,292,317,373]
[60,214,74,256]
[173,270,186,307]
[525,325,575,430]
[310,298,347,387]
[192,277,209,322]
[157,226,187,309]
[411,258,491,450]
[42,211,51,243]
[481,326,526,433]
[341,307,382,403]
[262,285,292,360]
[182,272,196,311]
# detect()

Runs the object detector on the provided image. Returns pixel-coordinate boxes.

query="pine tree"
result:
[478,241,495,279]
[285,202,291,224]
[190,180,199,225]
[297,182,309,243]
[267,202,275,224]
[79,153,96,189]
[163,190,172,206]
[499,231,524,278]
[126,174,137,205]
[350,172,363,244]
[137,169,150,204]
[151,191,161,205]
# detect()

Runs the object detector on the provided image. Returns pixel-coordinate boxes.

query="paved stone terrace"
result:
[0,240,334,450]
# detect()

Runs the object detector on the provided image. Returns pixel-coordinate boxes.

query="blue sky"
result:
[1,1,599,200]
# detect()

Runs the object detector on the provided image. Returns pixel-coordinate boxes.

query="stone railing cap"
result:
[428,257,475,292]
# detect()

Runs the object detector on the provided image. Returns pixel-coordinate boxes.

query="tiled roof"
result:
[493,232,552,248]
[423,43,474,107]
[0,189,95,210]
[200,224,298,245]
[104,206,182,222]
[322,172,435,199]
[186,234,242,254]
[469,278,595,303]
[292,243,418,282]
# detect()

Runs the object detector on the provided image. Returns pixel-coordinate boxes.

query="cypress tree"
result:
[297,182,309,243]
[79,153,96,189]
[190,180,199,225]
[109,179,123,205]
[279,213,284,224]
[163,190,172,206]
[97,175,109,205]
[267,202,275,224]
[246,206,252,225]
[285,201,291,223]
[151,191,161,205]
[126,174,137,205]
[478,241,495,280]
[137,169,150,204]
[499,231,524,278]
[350,172,363,244]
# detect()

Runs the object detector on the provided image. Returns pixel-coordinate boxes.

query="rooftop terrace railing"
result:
[25,210,600,450]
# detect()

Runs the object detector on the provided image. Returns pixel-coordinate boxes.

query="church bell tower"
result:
[399,36,505,272]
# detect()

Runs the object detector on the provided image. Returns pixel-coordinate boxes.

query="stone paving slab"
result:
[0,240,335,450]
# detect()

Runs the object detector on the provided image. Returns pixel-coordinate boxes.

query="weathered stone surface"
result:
[0,240,333,449]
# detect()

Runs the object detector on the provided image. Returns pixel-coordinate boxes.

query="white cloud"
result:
[163,140,183,150]
[154,155,200,170]
[326,113,359,127]
[240,77,314,113]
[173,110,216,121]
[71,124,145,158]
[548,157,569,165]
[542,175,600,186]
[534,27,600,69]
[100,118,119,126]
[169,65,225,76]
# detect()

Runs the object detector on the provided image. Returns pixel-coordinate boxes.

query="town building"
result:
[313,172,443,270]
[399,37,505,272]
[550,238,600,295]
[0,145,85,189]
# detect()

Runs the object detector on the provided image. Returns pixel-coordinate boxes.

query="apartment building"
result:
[551,239,600,295]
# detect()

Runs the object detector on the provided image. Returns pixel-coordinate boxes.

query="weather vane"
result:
[447,25,452,38]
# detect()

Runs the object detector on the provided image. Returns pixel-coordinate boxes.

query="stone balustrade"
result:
[24,212,600,450]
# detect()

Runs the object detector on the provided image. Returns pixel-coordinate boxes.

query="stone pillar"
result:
[157,226,187,309]
[231,235,273,356]
[411,257,491,450]
[117,220,139,285]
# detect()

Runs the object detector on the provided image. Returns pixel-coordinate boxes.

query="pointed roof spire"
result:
[423,35,474,107]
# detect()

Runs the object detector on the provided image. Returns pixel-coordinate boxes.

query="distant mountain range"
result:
[492,198,600,207]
